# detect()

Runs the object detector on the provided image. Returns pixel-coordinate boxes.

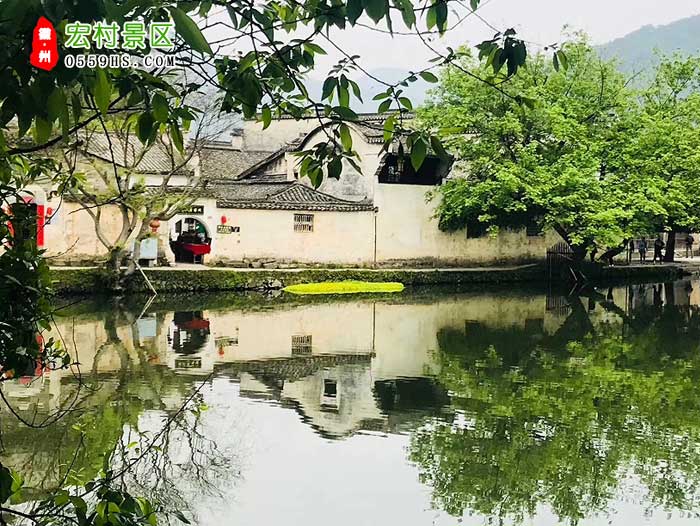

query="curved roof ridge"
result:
[273,182,370,205]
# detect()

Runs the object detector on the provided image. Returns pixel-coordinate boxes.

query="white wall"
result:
[374,183,555,265]
[209,208,376,265]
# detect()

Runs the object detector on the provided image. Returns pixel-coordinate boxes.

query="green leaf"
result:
[338,85,350,108]
[261,106,272,129]
[553,52,560,72]
[136,112,154,143]
[410,137,427,170]
[151,94,169,123]
[349,79,363,102]
[70,496,87,511]
[94,69,111,116]
[333,106,358,120]
[169,7,213,55]
[399,0,416,27]
[435,0,448,32]
[339,123,353,151]
[399,97,413,110]
[70,92,82,126]
[328,156,343,179]
[303,42,327,55]
[0,464,13,504]
[419,71,439,83]
[364,0,388,23]
[322,77,336,101]
[226,5,238,27]
[430,135,448,159]
[47,88,66,122]
[346,0,363,24]
[383,114,395,142]
[33,117,52,145]
[378,99,392,113]
[169,124,184,153]
[557,50,569,71]
[426,5,437,29]
[60,105,70,140]
[54,491,70,506]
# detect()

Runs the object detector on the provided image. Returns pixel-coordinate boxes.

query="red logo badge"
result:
[30,17,59,71]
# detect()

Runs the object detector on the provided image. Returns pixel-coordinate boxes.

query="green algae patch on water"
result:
[283,281,405,295]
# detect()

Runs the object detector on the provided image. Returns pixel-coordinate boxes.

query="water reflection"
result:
[2,280,700,525]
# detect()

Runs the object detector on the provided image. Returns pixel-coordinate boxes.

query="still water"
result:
[4,279,700,525]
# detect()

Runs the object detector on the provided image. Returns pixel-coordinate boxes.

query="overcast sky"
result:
[304,0,700,77]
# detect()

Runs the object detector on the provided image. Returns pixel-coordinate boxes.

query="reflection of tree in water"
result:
[170,311,210,355]
[0,308,237,525]
[410,283,700,525]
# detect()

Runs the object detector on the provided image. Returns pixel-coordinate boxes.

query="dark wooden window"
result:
[323,379,337,398]
[378,154,445,186]
[294,213,314,233]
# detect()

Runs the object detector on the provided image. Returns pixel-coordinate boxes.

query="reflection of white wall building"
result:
[5,290,575,439]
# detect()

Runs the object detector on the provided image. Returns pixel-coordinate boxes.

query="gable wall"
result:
[374,183,557,266]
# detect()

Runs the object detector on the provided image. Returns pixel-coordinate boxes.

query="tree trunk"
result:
[552,224,589,264]
[663,231,676,262]
[571,245,588,264]
[106,247,125,292]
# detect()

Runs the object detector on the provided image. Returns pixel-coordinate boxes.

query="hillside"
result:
[599,14,700,74]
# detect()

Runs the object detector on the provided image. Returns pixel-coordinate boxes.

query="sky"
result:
[306,0,700,76]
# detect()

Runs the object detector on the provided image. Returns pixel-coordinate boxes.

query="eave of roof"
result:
[213,181,374,212]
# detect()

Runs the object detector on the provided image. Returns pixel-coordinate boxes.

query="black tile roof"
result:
[80,132,192,174]
[213,181,374,212]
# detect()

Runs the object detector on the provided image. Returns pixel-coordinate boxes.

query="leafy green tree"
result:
[420,37,633,261]
[609,55,700,261]
[410,293,700,524]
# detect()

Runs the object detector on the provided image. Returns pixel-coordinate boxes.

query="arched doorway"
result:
[169,217,211,263]
[6,190,47,248]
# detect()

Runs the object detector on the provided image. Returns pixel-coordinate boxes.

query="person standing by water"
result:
[686,234,695,258]
[653,235,665,263]
[639,237,648,263]
[627,239,635,264]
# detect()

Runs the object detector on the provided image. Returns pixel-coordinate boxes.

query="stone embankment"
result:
[49,262,689,295]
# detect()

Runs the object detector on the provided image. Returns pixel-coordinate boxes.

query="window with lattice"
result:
[291,335,312,355]
[294,213,314,233]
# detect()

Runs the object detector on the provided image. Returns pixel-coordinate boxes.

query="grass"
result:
[283,280,405,295]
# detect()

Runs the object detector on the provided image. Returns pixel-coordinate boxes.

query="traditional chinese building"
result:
[32,113,556,267]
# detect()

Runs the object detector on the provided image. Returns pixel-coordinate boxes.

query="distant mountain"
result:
[599,15,700,74]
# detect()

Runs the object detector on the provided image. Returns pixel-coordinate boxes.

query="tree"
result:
[420,36,633,261]
[60,102,229,288]
[610,55,700,262]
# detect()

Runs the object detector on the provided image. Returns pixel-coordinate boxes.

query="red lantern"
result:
[149,218,161,232]
[221,216,227,225]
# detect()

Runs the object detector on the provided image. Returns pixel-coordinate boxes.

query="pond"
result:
[4,279,700,525]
